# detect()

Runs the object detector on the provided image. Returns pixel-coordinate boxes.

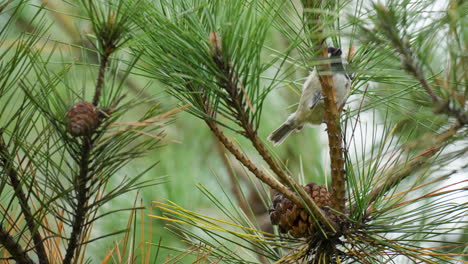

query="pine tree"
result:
[1,1,170,262]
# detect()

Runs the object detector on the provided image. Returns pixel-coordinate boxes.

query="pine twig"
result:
[375,4,468,125]
[301,0,326,49]
[63,137,93,264]
[300,0,347,214]
[0,226,34,264]
[0,136,49,264]
[92,12,117,107]
[401,49,468,124]
[65,13,121,259]
[209,32,290,185]
[0,0,13,13]
[248,129,289,184]
[184,63,333,228]
[92,49,111,106]
[207,121,295,203]
[316,47,347,214]
[44,1,154,106]
[208,123,339,238]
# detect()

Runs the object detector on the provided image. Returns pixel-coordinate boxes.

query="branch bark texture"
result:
[316,48,347,213]
[92,49,111,107]
[300,0,348,214]
[63,137,93,264]
[0,226,34,264]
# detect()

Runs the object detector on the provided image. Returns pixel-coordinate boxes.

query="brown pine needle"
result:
[109,104,189,127]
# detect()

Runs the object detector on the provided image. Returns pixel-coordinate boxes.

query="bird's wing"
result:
[308,91,322,109]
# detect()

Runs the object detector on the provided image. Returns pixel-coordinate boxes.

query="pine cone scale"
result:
[66,101,100,137]
[269,182,334,238]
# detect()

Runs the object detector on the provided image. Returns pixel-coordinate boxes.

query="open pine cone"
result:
[66,101,100,137]
[268,182,334,238]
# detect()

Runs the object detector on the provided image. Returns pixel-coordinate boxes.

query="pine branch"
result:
[185,50,336,230]
[180,61,332,227]
[64,12,118,259]
[301,0,325,49]
[0,136,49,264]
[301,2,347,214]
[92,49,112,107]
[63,137,93,264]
[209,32,290,185]
[207,122,292,203]
[92,12,117,107]
[401,44,468,125]
[0,226,34,264]
[374,4,468,125]
[45,2,153,107]
[0,0,13,13]
[64,10,128,259]
[317,48,347,214]
[62,5,149,259]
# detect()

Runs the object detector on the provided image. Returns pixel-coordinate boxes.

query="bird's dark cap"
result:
[327,47,342,57]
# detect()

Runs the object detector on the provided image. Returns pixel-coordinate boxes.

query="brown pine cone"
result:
[268,182,333,238]
[66,101,100,137]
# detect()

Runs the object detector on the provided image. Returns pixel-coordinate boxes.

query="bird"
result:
[268,47,351,146]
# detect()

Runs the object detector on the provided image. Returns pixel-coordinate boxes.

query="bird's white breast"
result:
[332,73,351,106]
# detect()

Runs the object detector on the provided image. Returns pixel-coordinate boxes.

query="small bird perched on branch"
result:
[268,47,351,146]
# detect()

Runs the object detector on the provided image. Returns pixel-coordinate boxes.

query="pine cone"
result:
[66,101,100,137]
[268,182,333,238]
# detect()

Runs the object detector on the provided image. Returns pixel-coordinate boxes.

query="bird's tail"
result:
[268,122,296,146]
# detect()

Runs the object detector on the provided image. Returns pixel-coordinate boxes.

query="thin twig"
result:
[402,50,467,124]
[93,11,118,107]
[65,21,116,264]
[40,0,110,107]
[92,49,111,106]
[64,11,122,260]
[301,0,325,49]
[0,226,34,264]
[0,0,13,13]
[0,136,49,264]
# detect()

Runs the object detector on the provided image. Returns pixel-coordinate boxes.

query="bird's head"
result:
[327,47,342,57]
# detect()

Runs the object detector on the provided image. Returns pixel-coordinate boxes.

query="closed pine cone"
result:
[269,182,333,238]
[66,101,100,137]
